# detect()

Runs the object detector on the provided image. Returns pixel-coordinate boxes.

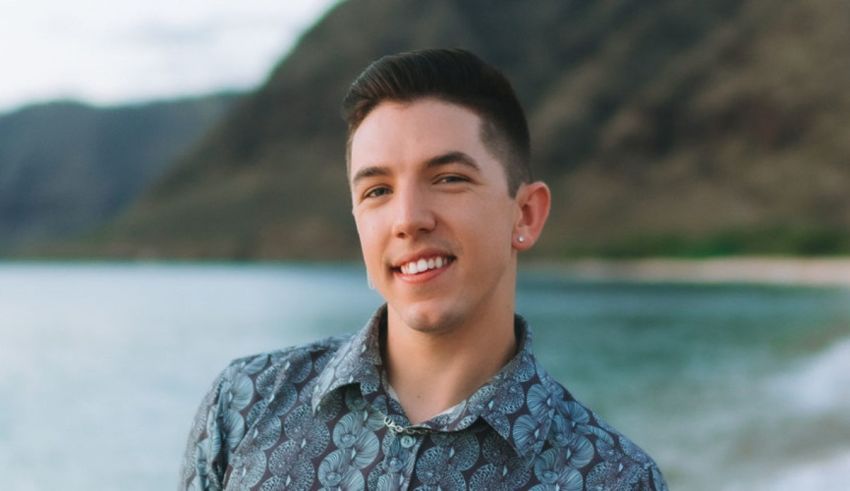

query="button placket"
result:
[379,417,427,490]
[400,434,416,449]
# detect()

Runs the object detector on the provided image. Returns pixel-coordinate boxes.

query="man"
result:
[180,48,667,490]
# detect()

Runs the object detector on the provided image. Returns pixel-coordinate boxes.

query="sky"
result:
[0,0,339,114]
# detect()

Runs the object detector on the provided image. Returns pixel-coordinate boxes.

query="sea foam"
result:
[726,449,850,491]
[773,336,850,414]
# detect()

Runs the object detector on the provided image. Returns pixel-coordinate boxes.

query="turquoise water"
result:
[1,262,848,490]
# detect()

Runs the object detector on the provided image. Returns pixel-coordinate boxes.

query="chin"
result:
[391,301,462,334]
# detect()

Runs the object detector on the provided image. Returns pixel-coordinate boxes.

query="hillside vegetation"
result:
[0,95,237,252]
[83,0,850,258]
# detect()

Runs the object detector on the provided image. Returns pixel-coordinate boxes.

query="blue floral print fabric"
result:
[180,305,667,490]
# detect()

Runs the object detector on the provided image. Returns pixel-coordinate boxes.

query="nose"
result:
[391,183,436,239]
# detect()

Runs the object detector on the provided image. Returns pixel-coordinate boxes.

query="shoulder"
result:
[179,335,351,489]
[226,334,350,380]
[204,334,353,440]
[538,370,668,490]
[217,334,351,407]
[213,338,351,440]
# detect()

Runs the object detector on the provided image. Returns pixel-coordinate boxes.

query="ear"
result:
[512,181,551,251]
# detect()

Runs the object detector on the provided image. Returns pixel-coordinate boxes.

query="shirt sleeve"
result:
[178,370,229,491]
[639,461,669,491]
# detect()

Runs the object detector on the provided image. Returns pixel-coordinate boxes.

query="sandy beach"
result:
[531,257,850,287]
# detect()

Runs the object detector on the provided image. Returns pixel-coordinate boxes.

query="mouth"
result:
[390,254,456,277]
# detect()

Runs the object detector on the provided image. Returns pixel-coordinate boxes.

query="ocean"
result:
[1,262,848,490]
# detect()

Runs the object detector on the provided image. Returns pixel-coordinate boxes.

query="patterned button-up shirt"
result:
[180,305,667,490]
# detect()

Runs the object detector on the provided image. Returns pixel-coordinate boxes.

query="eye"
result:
[435,174,469,184]
[363,186,391,200]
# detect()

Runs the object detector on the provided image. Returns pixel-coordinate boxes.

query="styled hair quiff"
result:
[342,48,532,196]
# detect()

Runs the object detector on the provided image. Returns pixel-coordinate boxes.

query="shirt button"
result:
[400,435,416,448]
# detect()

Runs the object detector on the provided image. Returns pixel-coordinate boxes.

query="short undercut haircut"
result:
[342,48,532,196]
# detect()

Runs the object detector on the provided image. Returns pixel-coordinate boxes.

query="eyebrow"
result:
[350,166,390,187]
[351,151,481,187]
[426,151,481,172]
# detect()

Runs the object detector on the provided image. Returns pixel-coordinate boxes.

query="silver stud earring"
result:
[517,235,525,243]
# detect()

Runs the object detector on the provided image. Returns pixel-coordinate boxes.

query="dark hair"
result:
[342,48,532,196]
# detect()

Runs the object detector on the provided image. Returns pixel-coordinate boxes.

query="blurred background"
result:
[1,0,849,489]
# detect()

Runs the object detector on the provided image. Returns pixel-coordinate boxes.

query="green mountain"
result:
[95,0,850,259]
[0,95,238,253]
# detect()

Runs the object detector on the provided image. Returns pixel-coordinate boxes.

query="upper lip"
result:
[389,248,455,269]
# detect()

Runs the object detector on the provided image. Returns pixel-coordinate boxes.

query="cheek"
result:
[355,216,384,263]
[464,201,514,241]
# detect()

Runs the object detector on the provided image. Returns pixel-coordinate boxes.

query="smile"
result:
[394,255,455,276]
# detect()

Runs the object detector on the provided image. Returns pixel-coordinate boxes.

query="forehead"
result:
[349,98,491,173]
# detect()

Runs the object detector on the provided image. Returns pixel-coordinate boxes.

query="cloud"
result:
[0,0,338,113]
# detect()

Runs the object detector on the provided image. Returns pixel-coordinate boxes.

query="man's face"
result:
[349,98,522,333]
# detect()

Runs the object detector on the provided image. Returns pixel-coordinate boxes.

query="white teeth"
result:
[399,256,451,275]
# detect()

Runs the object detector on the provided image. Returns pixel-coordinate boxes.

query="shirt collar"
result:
[457,315,556,461]
[311,305,385,413]
[311,304,556,461]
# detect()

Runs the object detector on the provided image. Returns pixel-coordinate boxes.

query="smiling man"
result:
[180,48,667,490]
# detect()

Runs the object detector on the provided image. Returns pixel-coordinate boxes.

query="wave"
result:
[726,449,850,491]
[773,336,850,414]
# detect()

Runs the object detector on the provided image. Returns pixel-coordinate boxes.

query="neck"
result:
[383,302,517,424]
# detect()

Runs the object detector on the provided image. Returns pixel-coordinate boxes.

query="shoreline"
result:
[527,257,850,287]
[4,256,850,287]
